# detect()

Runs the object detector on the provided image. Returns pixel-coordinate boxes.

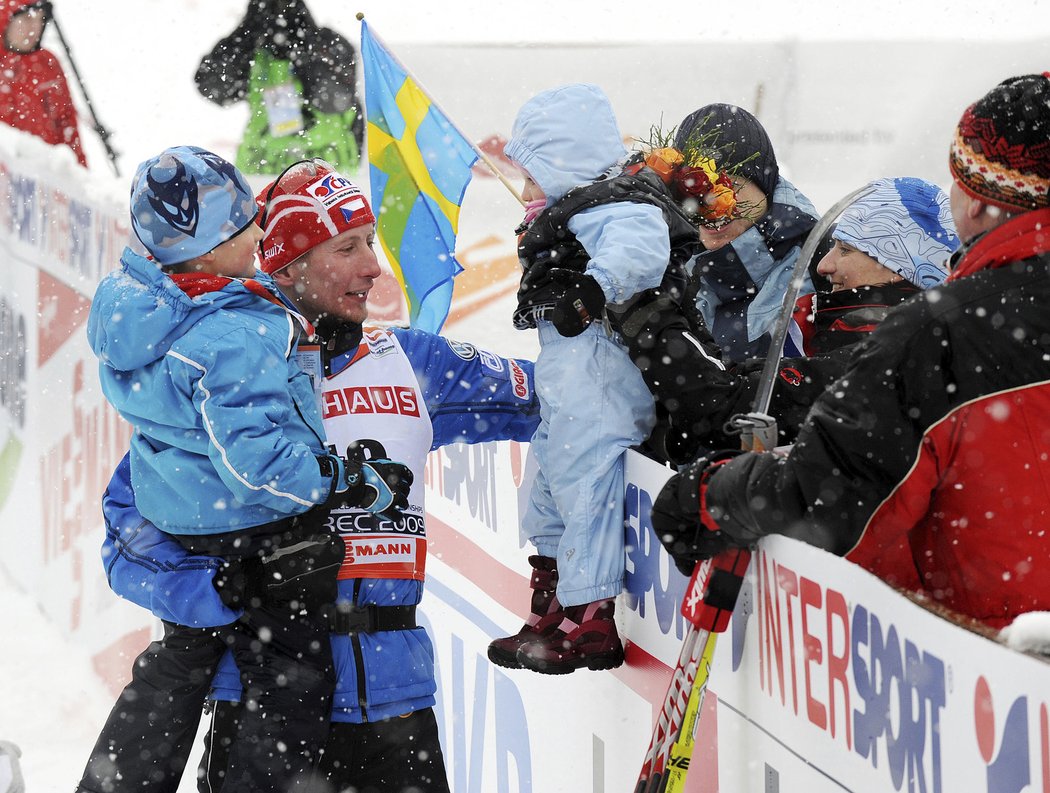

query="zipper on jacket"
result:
[351,578,369,722]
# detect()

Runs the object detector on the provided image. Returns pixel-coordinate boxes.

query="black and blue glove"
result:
[330,440,413,522]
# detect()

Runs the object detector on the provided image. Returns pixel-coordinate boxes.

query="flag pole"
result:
[356,13,526,207]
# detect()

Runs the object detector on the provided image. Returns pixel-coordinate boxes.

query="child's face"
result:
[522,177,545,203]
[4,7,46,53]
[198,222,264,278]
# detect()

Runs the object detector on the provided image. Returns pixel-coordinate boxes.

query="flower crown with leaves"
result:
[635,118,763,229]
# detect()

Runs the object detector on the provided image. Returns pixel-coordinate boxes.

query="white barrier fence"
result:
[2,125,1048,793]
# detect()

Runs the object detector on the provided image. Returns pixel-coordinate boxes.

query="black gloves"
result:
[549,269,607,337]
[333,440,413,521]
[213,558,263,611]
[651,452,742,575]
[212,529,345,614]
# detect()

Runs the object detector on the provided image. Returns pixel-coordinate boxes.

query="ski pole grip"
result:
[681,548,751,633]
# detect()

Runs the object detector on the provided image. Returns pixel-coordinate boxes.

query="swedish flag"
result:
[360,21,478,333]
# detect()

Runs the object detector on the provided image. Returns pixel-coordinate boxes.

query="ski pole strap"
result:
[681,549,751,633]
[328,603,417,633]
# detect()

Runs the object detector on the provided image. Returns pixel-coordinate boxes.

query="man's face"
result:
[697,176,769,252]
[275,225,382,325]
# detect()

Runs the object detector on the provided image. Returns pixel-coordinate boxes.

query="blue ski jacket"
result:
[102,325,540,722]
[87,249,334,535]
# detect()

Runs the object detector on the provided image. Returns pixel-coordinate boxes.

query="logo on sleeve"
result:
[509,360,529,400]
[779,366,803,387]
[446,339,478,360]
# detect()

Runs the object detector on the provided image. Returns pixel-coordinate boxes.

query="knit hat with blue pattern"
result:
[130,146,257,266]
[833,177,960,289]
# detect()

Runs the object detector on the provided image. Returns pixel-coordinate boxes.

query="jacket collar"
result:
[949,208,1050,281]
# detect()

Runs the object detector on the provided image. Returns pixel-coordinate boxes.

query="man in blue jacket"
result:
[82,146,418,793]
[84,161,540,793]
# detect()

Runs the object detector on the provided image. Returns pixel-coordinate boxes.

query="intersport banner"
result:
[2,124,1048,793]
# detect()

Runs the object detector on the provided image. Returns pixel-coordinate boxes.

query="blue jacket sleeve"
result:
[392,328,541,449]
[102,453,242,627]
[176,327,332,514]
[568,201,670,304]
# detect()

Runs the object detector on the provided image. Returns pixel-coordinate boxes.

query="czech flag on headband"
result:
[360,21,478,333]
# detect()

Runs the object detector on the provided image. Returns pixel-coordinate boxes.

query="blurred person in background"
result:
[195,0,363,175]
[0,741,24,793]
[0,0,86,166]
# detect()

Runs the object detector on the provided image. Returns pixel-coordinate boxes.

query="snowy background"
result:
[1,1,1049,790]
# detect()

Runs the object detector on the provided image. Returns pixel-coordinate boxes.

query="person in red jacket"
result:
[0,0,86,166]
[653,73,1050,631]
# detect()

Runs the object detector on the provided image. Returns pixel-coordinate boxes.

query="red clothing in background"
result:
[0,0,86,166]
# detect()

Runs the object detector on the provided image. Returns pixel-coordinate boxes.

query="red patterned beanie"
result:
[949,73,1050,213]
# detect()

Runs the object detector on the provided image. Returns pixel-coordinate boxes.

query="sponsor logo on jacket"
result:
[509,360,529,400]
[323,385,420,418]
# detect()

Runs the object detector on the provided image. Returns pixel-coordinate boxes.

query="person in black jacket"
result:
[653,75,1050,630]
[628,176,959,466]
[673,104,820,362]
[195,0,362,174]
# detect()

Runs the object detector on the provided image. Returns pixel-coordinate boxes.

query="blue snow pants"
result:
[523,320,656,606]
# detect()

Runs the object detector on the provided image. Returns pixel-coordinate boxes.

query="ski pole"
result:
[45,3,121,176]
[639,549,750,793]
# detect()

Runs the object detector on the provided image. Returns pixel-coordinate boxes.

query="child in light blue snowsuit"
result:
[487,83,678,674]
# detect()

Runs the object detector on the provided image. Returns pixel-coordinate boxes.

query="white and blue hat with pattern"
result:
[834,177,960,289]
[130,146,257,266]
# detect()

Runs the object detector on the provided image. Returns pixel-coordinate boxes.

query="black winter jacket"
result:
[625,282,919,463]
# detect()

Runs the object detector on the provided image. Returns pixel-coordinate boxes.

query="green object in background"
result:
[236,50,360,175]
[0,431,24,511]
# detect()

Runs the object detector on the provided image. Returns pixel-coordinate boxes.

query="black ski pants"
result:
[77,516,342,793]
[200,700,452,793]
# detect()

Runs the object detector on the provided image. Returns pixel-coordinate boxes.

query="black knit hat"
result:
[674,104,779,200]
[949,72,1050,213]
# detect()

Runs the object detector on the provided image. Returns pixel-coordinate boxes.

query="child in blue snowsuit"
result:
[487,83,682,674]
[84,146,409,793]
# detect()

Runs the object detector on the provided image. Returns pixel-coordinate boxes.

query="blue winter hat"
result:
[833,177,960,289]
[130,146,257,265]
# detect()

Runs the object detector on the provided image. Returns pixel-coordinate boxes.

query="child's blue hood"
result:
[503,83,627,203]
[87,248,273,371]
